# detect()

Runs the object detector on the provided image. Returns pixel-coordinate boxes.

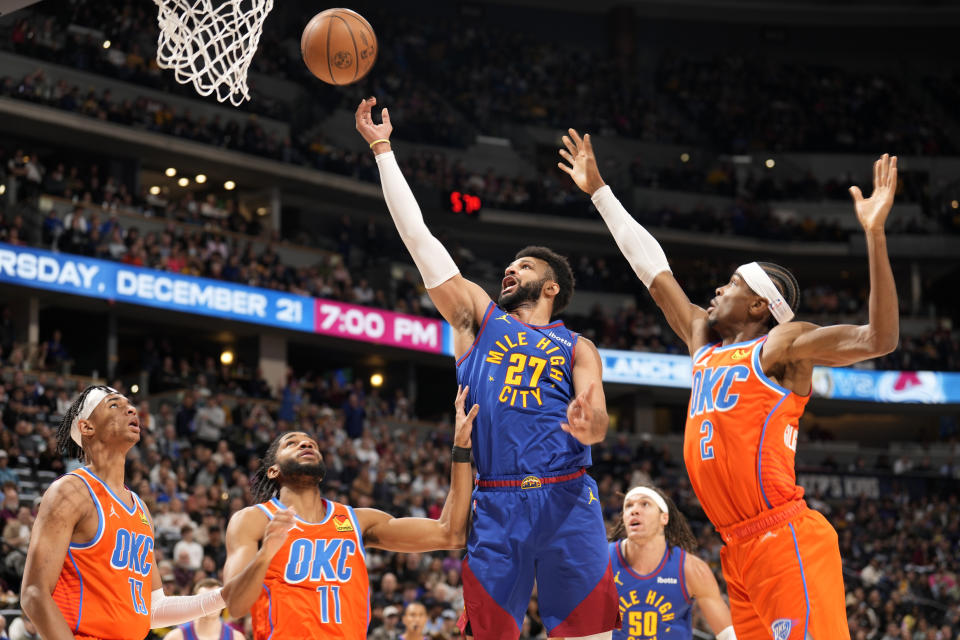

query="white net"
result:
[153,0,274,106]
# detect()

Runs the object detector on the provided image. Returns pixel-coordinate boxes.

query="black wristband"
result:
[451,445,472,463]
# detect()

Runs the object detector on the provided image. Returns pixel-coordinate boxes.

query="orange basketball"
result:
[301,8,377,85]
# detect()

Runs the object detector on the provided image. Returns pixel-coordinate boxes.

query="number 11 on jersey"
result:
[317,585,342,623]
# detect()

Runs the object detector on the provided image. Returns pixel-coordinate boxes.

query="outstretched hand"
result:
[561,380,600,445]
[557,128,606,196]
[355,97,393,151]
[453,385,479,448]
[849,153,897,232]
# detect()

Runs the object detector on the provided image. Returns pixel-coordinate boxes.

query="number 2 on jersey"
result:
[699,420,715,461]
[504,353,547,387]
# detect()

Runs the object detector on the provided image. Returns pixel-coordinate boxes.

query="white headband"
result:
[70,387,118,447]
[737,262,794,324]
[624,486,668,514]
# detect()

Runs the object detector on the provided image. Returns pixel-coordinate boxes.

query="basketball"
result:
[301,8,377,85]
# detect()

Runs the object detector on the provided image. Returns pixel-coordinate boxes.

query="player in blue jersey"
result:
[357,98,620,640]
[165,579,244,640]
[609,486,734,640]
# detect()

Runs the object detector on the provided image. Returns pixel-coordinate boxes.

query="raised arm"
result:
[773,155,899,368]
[221,506,295,617]
[20,477,87,640]
[558,129,709,353]
[356,385,477,552]
[355,98,490,353]
[561,337,608,445]
[683,554,735,639]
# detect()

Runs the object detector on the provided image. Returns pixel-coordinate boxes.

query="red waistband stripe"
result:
[475,467,586,489]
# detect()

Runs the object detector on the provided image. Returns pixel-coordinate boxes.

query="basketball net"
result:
[152,0,274,106]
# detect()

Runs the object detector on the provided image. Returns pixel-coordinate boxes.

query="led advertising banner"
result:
[0,243,448,353]
[598,347,960,404]
[313,300,449,354]
[1,243,955,403]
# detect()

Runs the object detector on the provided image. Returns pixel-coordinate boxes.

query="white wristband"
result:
[590,185,671,288]
[375,151,460,289]
[716,625,737,640]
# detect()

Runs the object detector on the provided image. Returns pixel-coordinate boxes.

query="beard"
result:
[277,457,326,484]
[498,277,548,312]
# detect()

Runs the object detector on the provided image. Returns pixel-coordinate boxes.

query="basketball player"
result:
[559,131,899,639]
[165,579,244,640]
[609,486,734,639]
[356,97,620,640]
[221,385,478,640]
[21,385,232,640]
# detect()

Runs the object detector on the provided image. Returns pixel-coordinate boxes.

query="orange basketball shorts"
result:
[718,500,850,640]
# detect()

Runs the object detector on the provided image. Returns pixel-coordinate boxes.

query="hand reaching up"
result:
[557,128,606,196]
[849,154,897,233]
[355,97,392,152]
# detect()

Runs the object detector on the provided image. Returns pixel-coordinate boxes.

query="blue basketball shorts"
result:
[460,468,621,639]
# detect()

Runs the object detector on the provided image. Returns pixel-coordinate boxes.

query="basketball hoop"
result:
[152,0,274,106]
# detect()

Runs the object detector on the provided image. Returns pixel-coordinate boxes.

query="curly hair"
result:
[514,246,576,316]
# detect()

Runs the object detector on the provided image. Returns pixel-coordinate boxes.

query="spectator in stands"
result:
[0,451,16,486]
[194,394,226,446]
[3,505,33,579]
[57,211,89,255]
[377,571,402,608]
[173,524,204,570]
[40,210,62,248]
[154,496,191,541]
[3,504,32,549]
[42,330,69,370]
[371,604,402,640]
[204,525,227,568]
[343,391,366,439]
[0,483,19,526]
[174,390,197,436]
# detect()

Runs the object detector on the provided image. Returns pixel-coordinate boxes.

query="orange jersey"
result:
[251,498,370,640]
[682,336,809,529]
[52,467,154,640]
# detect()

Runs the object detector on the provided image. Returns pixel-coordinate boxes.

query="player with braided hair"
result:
[561,133,900,639]
[222,385,479,640]
[22,386,234,640]
[608,485,734,639]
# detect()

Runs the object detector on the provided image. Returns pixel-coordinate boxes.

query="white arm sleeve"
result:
[590,185,671,288]
[150,587,225,628]
[716,625,737,640]
[374,151,460,289]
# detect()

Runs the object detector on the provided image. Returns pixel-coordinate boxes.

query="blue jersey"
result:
[609,541,693,640]
[176,620,233,640]
[456,302,590,476]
